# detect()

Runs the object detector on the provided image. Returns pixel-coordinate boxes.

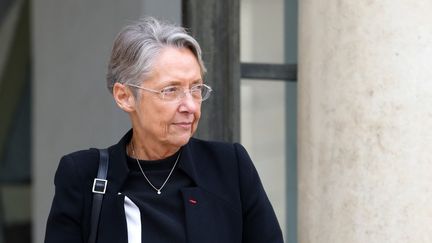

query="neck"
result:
[128,131,179,160]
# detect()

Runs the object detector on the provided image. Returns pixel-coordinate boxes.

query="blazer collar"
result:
[177,140,200,186]
[105,130,130,194]
[106,129,201,193]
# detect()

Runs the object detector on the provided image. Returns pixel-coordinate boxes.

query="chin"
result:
[170,134,192,147]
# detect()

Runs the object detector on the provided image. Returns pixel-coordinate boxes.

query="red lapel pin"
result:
[188,198,197,205]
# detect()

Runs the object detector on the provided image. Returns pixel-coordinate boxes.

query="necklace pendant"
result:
[157,190,161,195]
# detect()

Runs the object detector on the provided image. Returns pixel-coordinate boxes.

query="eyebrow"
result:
[160,79,203,87]
[191,79,203,85]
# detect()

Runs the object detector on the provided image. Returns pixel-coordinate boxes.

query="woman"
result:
[45,17,283,243]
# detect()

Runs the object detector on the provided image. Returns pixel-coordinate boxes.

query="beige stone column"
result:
[298,1,432,243]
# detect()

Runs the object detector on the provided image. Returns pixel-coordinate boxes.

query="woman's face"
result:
[131,47,203,149]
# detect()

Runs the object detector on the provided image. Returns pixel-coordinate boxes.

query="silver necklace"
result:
[131,143,181,195]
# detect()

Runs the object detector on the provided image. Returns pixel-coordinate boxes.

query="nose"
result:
[178,92,199,113]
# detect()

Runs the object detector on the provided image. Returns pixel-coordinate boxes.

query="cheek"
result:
[137,101,173,132]
[197,103,202,117]
[160,105,181,129]
[192,107,202,128]
[160,111,175,130]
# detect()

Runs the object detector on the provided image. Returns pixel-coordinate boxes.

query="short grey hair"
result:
[106,17,206,95]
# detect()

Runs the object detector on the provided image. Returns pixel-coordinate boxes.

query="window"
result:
[240,0,297,241]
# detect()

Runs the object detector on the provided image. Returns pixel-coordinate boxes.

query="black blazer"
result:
[45,131,283,243]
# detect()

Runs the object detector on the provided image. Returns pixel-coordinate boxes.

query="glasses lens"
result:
[199,85,212,101]
[190,85,202,100]
[159,84,212,102]
[161,86,181,101]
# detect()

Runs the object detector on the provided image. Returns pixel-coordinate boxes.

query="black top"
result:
[123,150,194,243]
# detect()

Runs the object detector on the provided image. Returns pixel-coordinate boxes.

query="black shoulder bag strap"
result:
[88,149,109,243]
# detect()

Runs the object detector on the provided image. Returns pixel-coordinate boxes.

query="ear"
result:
[113,83,136,112]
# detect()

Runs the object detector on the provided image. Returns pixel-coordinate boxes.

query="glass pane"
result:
[241,79,286,231]
[241,0,285,63]
[240,0,287,238]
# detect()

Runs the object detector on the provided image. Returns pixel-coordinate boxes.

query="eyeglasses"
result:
[126,83,213,102]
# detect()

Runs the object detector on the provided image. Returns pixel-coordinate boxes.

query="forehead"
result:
[148,47,202,85]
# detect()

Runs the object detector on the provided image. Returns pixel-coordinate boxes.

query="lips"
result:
[173,122,193,129]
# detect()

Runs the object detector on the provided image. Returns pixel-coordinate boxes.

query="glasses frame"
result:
[126,83,213,102]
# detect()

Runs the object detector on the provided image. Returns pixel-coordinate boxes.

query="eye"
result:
[161,86,180,94]
[190,84,203,93]
[160,86,181,100]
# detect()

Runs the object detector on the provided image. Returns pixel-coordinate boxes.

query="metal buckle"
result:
[92,178,107,194]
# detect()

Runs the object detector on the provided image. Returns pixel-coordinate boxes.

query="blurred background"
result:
[0,0,297,242]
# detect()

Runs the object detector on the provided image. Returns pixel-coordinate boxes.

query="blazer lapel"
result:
[179,140,242,243]
[181,187,216,242]
[181,187,242,243]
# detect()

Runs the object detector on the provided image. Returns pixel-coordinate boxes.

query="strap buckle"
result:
[92,178,108,194]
